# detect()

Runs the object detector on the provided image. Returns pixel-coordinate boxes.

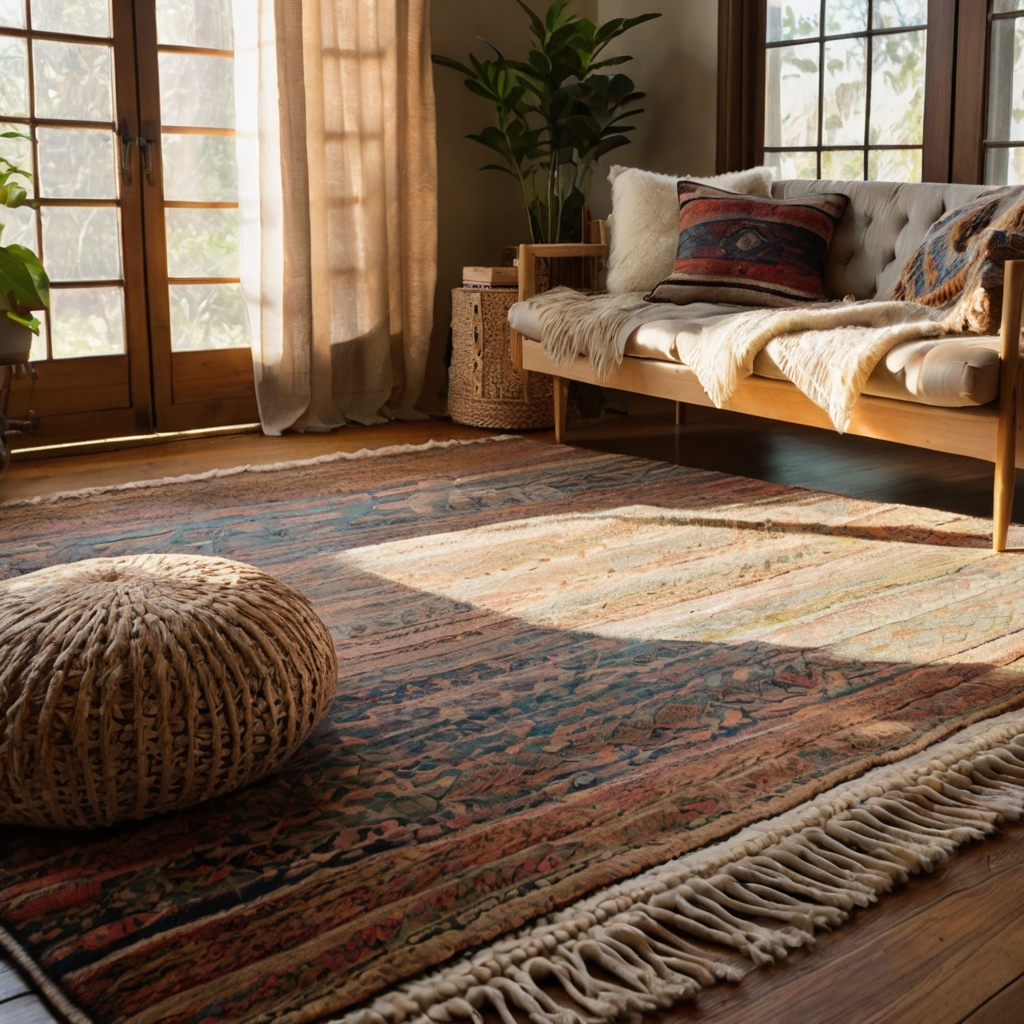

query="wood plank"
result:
[170,347,257,405]
[8,408,147,450]
[922,0,957,182]
[5,356,131,419]
[961,974,1024,1024]
[111,0,155,437]
[2,420,492,500]
[523,341,1006,465]
[0,960,29,1002]
[0,994,59,1023]
[153,395,263,435]
[660,823,1024,1024]
[951,0,989,185]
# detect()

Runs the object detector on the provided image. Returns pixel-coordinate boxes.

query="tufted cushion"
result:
[771,179,1004,300]
[622,318,1001,408]
[510,298,1002,408]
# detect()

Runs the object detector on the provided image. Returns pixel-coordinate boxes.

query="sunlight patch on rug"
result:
[338,504,1017,667]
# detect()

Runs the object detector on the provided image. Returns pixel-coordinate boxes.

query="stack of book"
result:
[462,266,518,289]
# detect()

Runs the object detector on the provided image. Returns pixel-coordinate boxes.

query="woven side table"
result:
[448,286,554,430]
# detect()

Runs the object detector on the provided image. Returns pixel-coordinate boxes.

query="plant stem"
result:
[501,121,536,244]
[547,138,556,243]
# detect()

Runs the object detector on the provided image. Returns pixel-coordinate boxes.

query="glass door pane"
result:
[0,0,127,361]
[984,6,1024,185]
[0,0,155,450]
[156,0,249,354]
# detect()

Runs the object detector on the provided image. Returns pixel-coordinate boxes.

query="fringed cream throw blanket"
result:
[516,288,962,432]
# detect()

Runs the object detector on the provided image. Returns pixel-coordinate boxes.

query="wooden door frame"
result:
[112,0,154,434]
[8,0,154,449]
[716,0,766,175]
[133,0,258,434]
[950,0,990,185]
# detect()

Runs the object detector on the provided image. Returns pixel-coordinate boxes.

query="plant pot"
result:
[0,314,33,366]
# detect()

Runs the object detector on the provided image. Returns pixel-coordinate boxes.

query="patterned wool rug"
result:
[3,436,1024,1024]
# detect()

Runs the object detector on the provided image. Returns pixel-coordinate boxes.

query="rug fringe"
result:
[338,716,1024,1024]
[1,435,522,508]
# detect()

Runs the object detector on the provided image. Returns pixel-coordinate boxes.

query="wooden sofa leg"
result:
[553,377,568,444]
[675,401,686,426]
[994,454,1015,553]
[993,260,1024,552]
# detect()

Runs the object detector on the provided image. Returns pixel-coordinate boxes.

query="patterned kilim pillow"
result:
[938,227,1024,335]
[646,182,849,307]
[890,187,1024,332]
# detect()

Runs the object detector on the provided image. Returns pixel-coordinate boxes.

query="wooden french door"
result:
[5,0,257,449]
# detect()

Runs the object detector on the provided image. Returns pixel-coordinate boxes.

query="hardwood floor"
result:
[2,406,1023,1024]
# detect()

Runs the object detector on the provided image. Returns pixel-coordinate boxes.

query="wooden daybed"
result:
[509,179,1024,553]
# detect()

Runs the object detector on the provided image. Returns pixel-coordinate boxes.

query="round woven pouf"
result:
[0,554,338,829]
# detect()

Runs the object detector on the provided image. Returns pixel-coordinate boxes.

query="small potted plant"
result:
[0,131,49,366]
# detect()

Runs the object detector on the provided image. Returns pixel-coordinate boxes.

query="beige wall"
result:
[589,0,719,218]
[425,0,718,412]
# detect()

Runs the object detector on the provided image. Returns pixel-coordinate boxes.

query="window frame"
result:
[718,0,960,183]
[763,2,929,182]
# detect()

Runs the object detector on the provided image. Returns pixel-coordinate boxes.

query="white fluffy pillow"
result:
[605,165,775,294]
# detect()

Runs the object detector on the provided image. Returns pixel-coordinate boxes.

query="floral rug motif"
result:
[2,437,1024,1024]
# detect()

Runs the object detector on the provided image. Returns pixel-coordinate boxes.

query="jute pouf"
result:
[0,554,338,829]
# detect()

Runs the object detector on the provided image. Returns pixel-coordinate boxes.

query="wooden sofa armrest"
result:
[510,236,609,371]
[516,242,610,303]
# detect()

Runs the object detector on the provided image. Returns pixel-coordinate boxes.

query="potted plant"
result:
[0,131,49,366]
[434,0,661,244]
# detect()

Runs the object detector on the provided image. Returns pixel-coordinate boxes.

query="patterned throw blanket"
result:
[515,288,961,432]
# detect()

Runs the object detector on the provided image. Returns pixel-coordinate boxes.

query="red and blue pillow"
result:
[646,181,848,307]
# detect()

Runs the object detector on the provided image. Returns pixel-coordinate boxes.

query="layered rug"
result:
[3,436,1024,1024]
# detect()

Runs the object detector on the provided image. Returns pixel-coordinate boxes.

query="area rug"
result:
[3,436,1024,1024]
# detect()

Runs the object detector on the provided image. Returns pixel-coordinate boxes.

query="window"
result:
[153,2,249,353]
[763,0,928,181]
[984,0,1024,185]
[0,0,127,362]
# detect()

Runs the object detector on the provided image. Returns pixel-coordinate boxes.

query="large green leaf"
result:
[467,126,513,160]
[431,54,475,76]
[8,244,50,309]
[5,309,40,333]
[0,248,44,312]
[514,0,546,41]
[479,163,518,177]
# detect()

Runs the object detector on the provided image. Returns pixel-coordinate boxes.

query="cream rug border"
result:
[1,435,521,509]
[338,707,1024,1024]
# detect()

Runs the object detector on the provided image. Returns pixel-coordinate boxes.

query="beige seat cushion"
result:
[509,300,1001,408]
[627,323,1001,408]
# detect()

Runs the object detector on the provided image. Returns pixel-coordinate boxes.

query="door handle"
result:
[117,118,134,186]
[138,135,155,185]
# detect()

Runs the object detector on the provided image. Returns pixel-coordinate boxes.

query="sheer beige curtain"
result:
[233,0,437,433]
